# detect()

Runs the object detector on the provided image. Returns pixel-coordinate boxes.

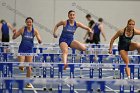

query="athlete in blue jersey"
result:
[53,10,93,70]
[0,19,16,52]
[84,15,106,44]
[13,17,42,88]
[109,19,140,79]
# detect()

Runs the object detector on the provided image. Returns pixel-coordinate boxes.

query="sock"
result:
[128,76,130,79]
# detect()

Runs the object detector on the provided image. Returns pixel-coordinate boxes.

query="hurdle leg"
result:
[130,85,134,93]
[72,48,76,63]
[8,63,13,77]
[79,64,83,78]
[70,85,74,93]
[38,67,42,78]
[42,67,48,91]
[89,68,94,78]
[72,55,75,63]
[0,64,3,93]
[120,85,124,93]
[0,53,2,61]
[42,54,48,89]
[69,64,74,93]
[58,83,62,93]
[49,66,54,91]
[138,56,140,79]
[17,80,24,93]
[49,54,55,91]
[39,48,43,53]
[112,58,119,79]
[43,67,47,78]
[138,65,140,79]
[119,65,125,93]
[129,65,135,93]
[2,63,10,77]
[3,53,8,62]
[98,55,103,78]
[99,67,102,78]
[119,65,125,79]
[58,64,63,93]
[79,52,84,78]
[79,67,83,78]
[86,81,93,93]
[89,55,94,78]
[0,81,3,93]
[115,56,121,79]
[99,81,106,93]
[5,80,12,93]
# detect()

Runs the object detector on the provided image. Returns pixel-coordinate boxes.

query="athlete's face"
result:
[127,21,135,30]
[68,12,75,21]
[26,19,33,28]
[86,17,91,21]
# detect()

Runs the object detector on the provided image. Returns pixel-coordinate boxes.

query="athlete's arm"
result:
[0,23,2,41]
[134,29,140,35]
[53,20,65,38]
[109,30,121,54]
[12,27,23,39]
[77,22,93,40]
[34,28,42,44]
[7,22,16,33]
[0,23,2,31]
[99,24,106,41]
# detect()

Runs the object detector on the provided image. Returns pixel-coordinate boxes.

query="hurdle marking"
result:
[30,83,38,93]
[105,85,118,93]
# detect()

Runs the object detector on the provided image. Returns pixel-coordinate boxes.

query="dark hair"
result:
[0,19,6,23]
[86,14,91,18]
[98,18,103,22]
[25,17,33,22]
[68,10,75,15]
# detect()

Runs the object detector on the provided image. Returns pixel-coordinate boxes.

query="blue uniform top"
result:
[59,20,77,46]
[18,26,34,53]
[60,20,77,39]
[1,22,9,36]
[93,23,100,35]
[91,23,101,43]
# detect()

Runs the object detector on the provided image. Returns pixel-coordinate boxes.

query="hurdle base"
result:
[43,87,53,91]
[48,88,53,91]
[137,89,140,93]
[43,87,47,91]
[113,77,120,79]
[33,75,42,78]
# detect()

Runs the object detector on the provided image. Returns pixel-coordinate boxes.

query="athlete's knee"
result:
[62,49,68,54]
[124,61,129,65]
[136,43,140,52]
[81,46,87,51]
[137,43,140,48]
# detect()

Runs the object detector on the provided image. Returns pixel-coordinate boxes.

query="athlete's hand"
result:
[89,30,93,34]
[108,48,112,54]
[53,33,58,38]
[13,29,16,34]
[38,39,42,44]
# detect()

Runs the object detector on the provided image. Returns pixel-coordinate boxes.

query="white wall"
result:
[0,0,140,44]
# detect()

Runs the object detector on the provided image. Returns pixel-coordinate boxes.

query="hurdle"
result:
[1,43,140,92]
[1,62,140,92]
[15,53,140,80]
